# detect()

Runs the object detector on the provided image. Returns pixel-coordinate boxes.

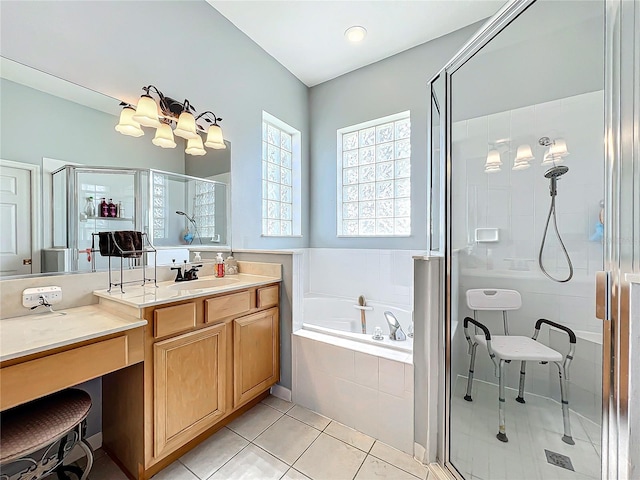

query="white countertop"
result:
[0,305,147,362]
[93,273,281,308]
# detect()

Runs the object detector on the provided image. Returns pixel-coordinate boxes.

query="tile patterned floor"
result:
[82,395,430,480]
[450,378,601,480]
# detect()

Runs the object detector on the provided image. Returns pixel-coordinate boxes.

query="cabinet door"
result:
[233,307,279,407]
[154,323,226,458]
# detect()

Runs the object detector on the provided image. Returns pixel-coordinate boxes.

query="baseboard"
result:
[414,442,427,464]
[66,432,102,464]
[270,384,292,402]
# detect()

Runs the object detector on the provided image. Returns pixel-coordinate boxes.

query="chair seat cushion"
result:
[0,389,91,463]
[475,335,563,362]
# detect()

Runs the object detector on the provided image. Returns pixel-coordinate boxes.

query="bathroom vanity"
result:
[0,262,281,480]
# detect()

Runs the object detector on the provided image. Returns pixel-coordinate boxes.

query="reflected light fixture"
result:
[485,149,502,173]
[513,144,534,170]
[116,85,226,156]
[345,26,367,42]
[539,136,569,165]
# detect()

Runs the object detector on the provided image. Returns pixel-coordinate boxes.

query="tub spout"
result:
[384,311,407,341]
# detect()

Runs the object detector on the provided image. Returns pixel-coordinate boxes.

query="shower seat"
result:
[462,288,576,444]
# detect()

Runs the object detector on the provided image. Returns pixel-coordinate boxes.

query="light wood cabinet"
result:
[103,282,280,480]
[233,307,279,407]
[153,323,227,458]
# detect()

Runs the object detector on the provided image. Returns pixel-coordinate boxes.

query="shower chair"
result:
[462,289,576,444]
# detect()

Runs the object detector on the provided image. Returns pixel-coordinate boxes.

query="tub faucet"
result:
[384,311,407,341]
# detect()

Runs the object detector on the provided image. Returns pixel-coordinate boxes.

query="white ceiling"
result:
[208,1,506,87]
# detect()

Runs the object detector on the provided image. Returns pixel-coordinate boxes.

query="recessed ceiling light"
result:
[345,26,367,43]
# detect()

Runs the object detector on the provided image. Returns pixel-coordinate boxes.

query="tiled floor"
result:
[82,395,430,480]
[450,377,601,480]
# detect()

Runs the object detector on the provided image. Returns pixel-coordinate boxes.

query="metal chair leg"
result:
[464,343,478,401]
[496,359,508,442]
[516,360,527,403]
[556,362,575,445]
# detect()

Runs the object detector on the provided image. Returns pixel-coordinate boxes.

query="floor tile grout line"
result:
[366,442,428,479]
[197,436,254,480]
[250,423,322,469]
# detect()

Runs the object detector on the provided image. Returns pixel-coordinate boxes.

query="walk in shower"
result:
[428,1,610,478]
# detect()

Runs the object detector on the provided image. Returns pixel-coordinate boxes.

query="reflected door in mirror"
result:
[0,166,32,276]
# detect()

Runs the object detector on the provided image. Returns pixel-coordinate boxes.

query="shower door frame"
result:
[428,0,638,478]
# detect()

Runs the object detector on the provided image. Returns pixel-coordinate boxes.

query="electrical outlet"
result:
[22,286,63,308]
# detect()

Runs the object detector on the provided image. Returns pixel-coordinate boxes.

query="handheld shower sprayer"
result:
[538,165,573,282]
[176,210,203,244]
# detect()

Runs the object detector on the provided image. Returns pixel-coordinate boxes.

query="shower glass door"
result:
[431,1,608,478]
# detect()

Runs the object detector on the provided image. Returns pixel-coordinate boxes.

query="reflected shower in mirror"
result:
[0,57,231,278]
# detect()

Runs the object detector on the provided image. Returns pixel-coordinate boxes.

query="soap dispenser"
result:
[225,253,238,275]
[214,252,225,278]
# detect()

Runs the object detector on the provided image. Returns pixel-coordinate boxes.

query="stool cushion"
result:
[0,389,92,463]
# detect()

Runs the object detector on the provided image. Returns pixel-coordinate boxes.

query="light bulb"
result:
[345,26,367,42]
[204,124,226,149]
[132,95,161,128]
[174,111,198,140]
[185,136,206,156]
[152,123,177,148]
[115,107,144,137]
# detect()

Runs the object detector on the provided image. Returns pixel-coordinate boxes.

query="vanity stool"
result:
[0,389,94,480]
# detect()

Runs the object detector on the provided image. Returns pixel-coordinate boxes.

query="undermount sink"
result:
[167,278,240,290]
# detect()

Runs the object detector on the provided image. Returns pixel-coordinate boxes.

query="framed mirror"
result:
[0,57,231,278]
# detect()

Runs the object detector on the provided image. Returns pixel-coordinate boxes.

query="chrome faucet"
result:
[384,311,407,341]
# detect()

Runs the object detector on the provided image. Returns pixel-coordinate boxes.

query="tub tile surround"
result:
[293,334,415,454]
[292,248,421,456]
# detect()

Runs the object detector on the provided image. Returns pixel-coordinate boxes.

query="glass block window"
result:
[262,112,301,236]
[152,172,167,239]
[192,180,216,238]
[337,111,411,236]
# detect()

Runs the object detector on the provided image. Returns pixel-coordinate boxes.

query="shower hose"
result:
[538,195,574,283]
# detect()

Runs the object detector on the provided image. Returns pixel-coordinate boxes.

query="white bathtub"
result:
[301,294,413,354]
[293,294,415,454]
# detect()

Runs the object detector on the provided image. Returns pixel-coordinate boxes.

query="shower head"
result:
[544,165,569,179]
[176,211,195,223]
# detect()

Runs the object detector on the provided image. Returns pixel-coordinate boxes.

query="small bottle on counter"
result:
[117,201,123,218]
[214,252,225,278]
[224,253,238,275]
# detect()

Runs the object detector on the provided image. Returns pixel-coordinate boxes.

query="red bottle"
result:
[108,199,117,217]
[100,198,108,217]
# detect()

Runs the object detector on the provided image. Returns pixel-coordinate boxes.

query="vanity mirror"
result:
[0,57,231,278]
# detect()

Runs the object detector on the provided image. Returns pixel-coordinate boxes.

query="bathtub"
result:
[293,294,415,454]
[301,294,413,354]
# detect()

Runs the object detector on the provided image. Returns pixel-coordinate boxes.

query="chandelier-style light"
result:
[115,85,226,156]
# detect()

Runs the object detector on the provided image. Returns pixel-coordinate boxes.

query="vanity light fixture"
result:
[513,144,534,170]
[115,85,226,156]
[345,26,367,42]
